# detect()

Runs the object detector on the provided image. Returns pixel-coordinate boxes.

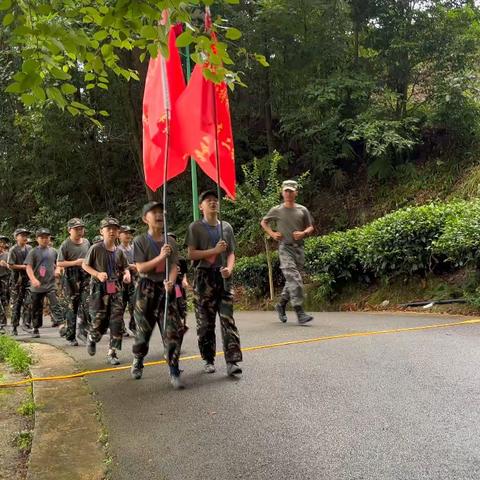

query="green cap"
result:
[100,217,120,229]
[67,218,85,229]
[282,180,298,192]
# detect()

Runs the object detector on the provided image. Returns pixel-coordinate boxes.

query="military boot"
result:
[131,357,144,380]
[294,306,313,324]
[275,299,288,323]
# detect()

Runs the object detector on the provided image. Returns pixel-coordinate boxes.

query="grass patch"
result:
[0,336,32,374]
[15,430,33,453]
[17,392,37,417]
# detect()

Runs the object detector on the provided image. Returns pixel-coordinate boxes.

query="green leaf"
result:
[0,0,11,11]
[22,59,39,74]
[86,83,95,90]
[98,110,110,117]
[21,93,35,106]
[254,53,269,67]
[32,86,46,101]
[225,28,242,40]
[140,25,158,40]
[94,30,108,41]
[176,31,194,48]
[97,83,108,90]
[46,87,67,109]
[71,101,89,110]
[2,12,14,26]
[5,82,22,93]
[67,106,80,116]
[61,83,77,95]
[84,72,95,81]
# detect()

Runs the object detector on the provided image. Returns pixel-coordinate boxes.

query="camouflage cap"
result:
[92,235,103,244]
[13,228,30,237]
[282,180,298,192]
[100,217,121,229]
[36,228,51,237]
[67,218,85,229]
[119,225,135,234]
[0,235,9,242]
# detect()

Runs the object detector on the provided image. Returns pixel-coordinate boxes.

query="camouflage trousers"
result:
[193,268,242,364]
[132,278,184,369]
[63,269,90,341]
[121,279,136,332]
[0,276,9,327]
[45,290,65,326]
[278,243,305,308]
[88,281,124,350]
[10,275,29,328]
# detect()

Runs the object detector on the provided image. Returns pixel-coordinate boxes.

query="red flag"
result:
[172,64,236,199]
[142,26,186,191]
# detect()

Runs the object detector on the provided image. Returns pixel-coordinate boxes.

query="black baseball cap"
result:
[100,217,121,229]
[14,228,30,237]
[142,201,164,217]
[36,228,51,237]
[199,190,218,203]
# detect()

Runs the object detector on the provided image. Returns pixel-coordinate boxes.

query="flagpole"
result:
[211,80,225,243]
[186,44,200,222]
[160,53,171,335]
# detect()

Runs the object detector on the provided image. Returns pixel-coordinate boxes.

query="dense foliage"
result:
[234,199,480,299]
[2,1,480,247]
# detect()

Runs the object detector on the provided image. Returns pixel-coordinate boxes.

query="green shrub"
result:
[305,229,361,281]
[355,202,464,278]
[234,252,281,296]
[432,200,480,267]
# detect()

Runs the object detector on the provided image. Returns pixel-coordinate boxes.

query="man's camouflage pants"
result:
[278,243,305,308]
[193,268,242,364]
[0,276,9,329]
[132,278,184,369]
[10,274,29,328]
[63,268,90,341]
[88,281,123,350]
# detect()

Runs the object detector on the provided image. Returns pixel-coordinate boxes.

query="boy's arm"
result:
[26,264,41,288]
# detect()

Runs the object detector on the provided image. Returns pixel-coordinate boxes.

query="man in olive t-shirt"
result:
[261,180,315,324]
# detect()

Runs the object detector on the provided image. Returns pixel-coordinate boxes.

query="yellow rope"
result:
[2,318,479,388]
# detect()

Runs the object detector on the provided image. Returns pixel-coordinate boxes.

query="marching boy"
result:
[118,225,137,336]
[82,218,131,365]
[186,190,243,376]
[130,202,185,390]
[58,218,91,346]
[8,228,32,336]
[25,228,60,338]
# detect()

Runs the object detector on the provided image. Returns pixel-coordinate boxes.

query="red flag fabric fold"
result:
[142,26,186,192]
[172,64,236,199]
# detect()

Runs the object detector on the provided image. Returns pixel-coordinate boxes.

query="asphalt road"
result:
[23,311,480,480]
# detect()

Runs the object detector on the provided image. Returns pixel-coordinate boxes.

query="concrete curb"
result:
[27,343,106,480]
